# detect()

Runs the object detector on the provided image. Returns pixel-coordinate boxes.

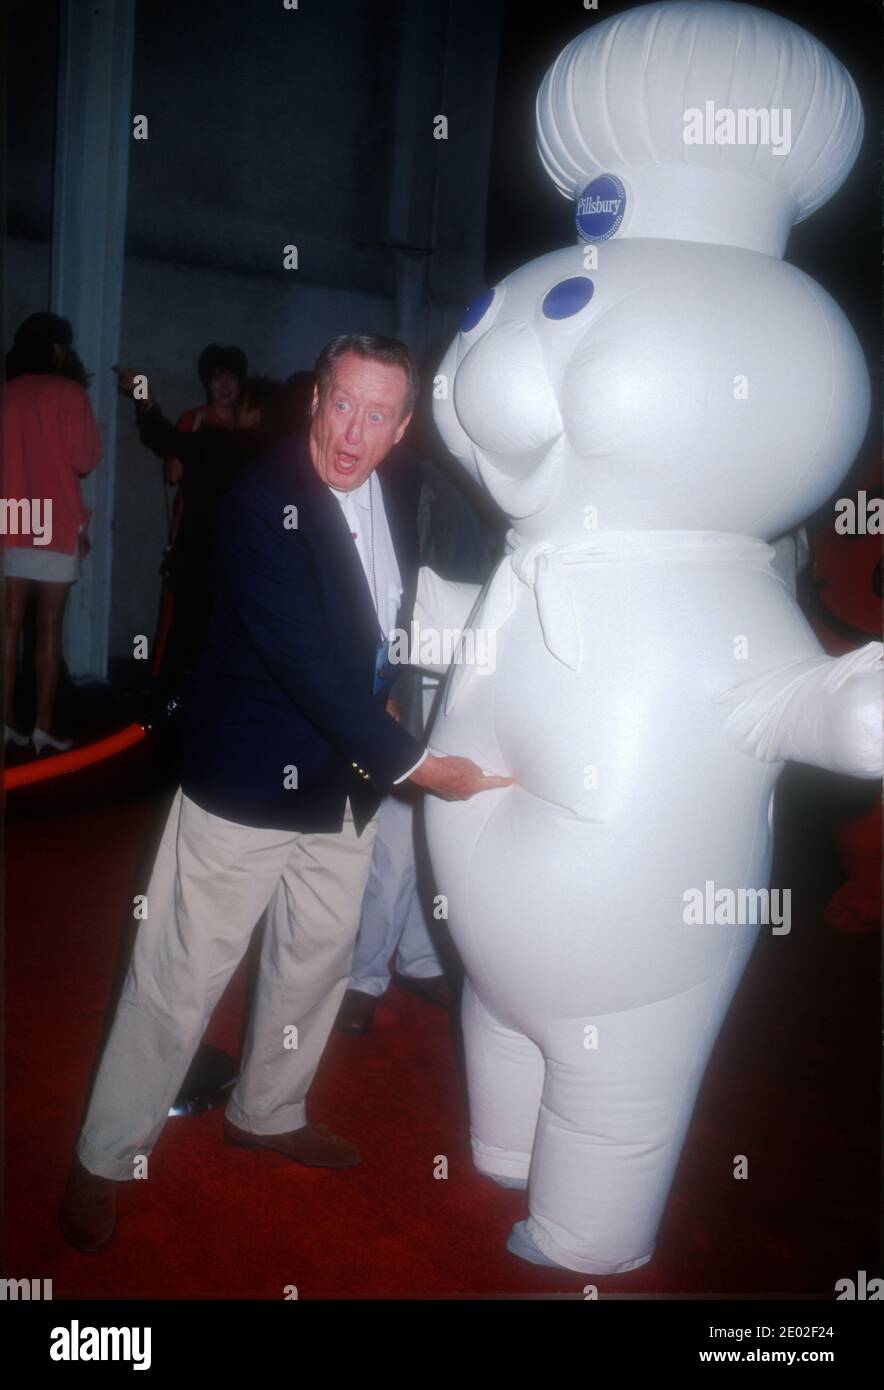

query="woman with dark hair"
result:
[163,343,247,487]
[5,310,92,389]
[2,313,101,752]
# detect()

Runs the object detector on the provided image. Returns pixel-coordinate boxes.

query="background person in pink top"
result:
[2,313,101,753]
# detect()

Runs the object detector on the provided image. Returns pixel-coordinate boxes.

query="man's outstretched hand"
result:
[408,751,513,801]
[113,364,154,405]
[113,364,140,396]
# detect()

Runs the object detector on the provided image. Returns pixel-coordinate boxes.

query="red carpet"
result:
[3,772,880,1298]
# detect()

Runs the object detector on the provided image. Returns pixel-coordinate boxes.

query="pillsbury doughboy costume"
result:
[414,1,882,1273]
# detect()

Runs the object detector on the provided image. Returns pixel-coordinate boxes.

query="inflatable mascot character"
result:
[414,0,882,1273]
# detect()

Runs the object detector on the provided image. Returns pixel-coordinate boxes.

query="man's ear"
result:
[394,411,413,445]
[309,385,319,416]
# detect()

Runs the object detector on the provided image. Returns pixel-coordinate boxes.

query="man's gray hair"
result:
[313,334,418,417]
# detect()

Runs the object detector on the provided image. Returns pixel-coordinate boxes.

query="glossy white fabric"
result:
[420,1,881,1274]
[536,0,864,256]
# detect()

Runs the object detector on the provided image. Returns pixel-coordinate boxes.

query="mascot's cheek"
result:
[434,340,481,485]
[557,259,870,536]
[558,292,693,465]
[454,319,562,458]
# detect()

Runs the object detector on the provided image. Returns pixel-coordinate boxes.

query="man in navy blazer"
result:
[182,406,424,836]
[62,335,510,1252]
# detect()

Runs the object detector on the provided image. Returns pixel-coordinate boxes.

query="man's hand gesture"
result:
[409,752,513,801]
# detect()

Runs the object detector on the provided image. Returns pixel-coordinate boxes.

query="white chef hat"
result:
[536,0,864,257]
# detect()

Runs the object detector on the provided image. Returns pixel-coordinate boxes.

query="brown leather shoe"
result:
[335,988,379,1035]
[59,1155,118,1252]
[223,1117,360,1168]
[393,973,451,1010]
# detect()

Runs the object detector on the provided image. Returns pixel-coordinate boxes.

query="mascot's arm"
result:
[715,642,883,778]
[410,567,483,673]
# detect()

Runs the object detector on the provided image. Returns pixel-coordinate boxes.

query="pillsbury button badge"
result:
[575,173,627,242]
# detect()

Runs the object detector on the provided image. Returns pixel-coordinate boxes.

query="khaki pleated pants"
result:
[76,788,378,1181]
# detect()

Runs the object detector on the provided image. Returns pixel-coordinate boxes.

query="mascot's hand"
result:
[716,642,883,778]
[818,652,883,778]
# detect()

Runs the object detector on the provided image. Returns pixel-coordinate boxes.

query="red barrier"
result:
[3,723,148,790]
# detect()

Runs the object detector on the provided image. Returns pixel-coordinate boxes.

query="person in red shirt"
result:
[2,313,101,752]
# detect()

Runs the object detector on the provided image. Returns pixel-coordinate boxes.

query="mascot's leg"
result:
[461,978,544,1189]
[512,943,756,1275]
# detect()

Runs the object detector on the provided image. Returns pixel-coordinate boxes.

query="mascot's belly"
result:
[424,556,814,1027]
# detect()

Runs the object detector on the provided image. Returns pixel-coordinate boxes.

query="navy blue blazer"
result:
[181,431,425,835]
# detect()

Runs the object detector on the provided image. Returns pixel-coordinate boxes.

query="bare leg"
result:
[34,580,71,734]
[3,576,30,730]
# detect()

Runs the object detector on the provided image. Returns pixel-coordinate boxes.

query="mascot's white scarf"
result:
[444,529,783,713]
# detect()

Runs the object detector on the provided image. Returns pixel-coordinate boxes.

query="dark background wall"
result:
[4,0,503,665]
[125,1,398,292]
[4,0,880,671]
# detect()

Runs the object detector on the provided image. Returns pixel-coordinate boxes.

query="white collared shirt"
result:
[328,471,403,639]
[328,470,426,783]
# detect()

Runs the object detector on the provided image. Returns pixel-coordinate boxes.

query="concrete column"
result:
[386,0,504,372]
[51,0,135,680]
[386,0,431,358]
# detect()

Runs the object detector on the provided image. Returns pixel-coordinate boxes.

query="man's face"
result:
[210,369,240,409]
[308,352,412,491]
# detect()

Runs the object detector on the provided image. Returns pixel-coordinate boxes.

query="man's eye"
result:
[334,401,349,412]
[369,413,383,424]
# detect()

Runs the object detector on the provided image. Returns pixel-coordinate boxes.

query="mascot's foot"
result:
[488,1173,528,1190]
[506,1219,563,1268]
